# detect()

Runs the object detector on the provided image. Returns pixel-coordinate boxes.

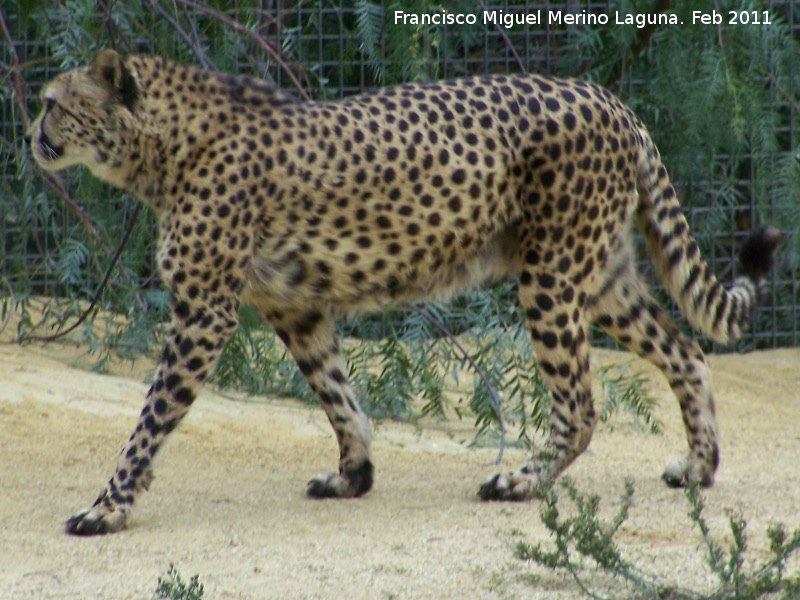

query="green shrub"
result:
[154,565,204,600]
[515,479,800,599]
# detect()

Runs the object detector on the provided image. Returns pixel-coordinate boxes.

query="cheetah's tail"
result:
[635,133,781,346]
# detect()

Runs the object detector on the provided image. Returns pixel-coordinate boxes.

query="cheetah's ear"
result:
[90,49,139,112]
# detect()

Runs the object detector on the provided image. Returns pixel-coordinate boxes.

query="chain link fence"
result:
[2,1,799,350]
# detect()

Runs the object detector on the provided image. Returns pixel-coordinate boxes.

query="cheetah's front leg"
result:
[267,309,374,498]
[66,300,239,535]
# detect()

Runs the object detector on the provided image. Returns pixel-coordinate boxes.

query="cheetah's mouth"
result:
[37,130,65,163]
[27,119,64,167]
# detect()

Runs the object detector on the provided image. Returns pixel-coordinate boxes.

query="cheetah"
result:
[25,50,779,535]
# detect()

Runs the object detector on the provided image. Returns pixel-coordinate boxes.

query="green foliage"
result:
[347,330,417,421]
[685,486,800,599]
[354,1,388,83]
[514,479,800,599]
[55,238,89,287]
[514,478,669,599]
[154,565,204,600]
[597,363,662,434]
[213,305,312,401]
[209,287,657,456]
[353,0,446,84]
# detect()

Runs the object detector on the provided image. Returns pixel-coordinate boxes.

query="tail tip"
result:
[739,226,782,280]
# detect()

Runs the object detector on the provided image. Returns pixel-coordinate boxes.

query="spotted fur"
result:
[25,50,779,534]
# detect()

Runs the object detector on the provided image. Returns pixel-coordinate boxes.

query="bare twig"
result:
[762,66,800,117]
[44,171,106,245]
[172,0,311,100]
[22,204,143,344]
[604,0,672,89]
[147,0,216,70]
[0,9,31,130]
[410,303,507,465]
[475,0,527,73]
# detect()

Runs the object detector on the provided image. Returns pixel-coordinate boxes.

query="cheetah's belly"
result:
[244,226,521,316]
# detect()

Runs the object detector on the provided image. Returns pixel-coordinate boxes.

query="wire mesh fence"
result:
[2,1,799,351]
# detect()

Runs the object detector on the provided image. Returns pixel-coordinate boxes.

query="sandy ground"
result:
[1,334,799,599]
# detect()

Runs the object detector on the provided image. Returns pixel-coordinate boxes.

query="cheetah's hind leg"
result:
[588,254,720,488]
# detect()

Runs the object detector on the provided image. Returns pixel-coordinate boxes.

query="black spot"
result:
[296,357,323,376]
[525,306,541,321]
[545,97,561,112]
[175,387,194,404]
[540,360,557,376]
[542,331,558,349]
[178,338,195,357]
[538,273,556,288]
[165,373,182,391]
[536,294,554,311]
[174,301,191,319]
[560,330,573,349]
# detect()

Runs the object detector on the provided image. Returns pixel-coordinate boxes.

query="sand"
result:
[1,334,799,599]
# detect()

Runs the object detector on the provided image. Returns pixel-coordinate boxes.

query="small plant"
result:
[514,478,673,599]
[154,564,204,600]
[514,479,800,599]
[596,362,662,434]
[685,485,800,599]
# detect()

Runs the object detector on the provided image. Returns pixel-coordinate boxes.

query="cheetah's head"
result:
[25,50,141,185]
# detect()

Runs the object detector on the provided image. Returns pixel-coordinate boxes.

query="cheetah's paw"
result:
[65,505,128,536]
[478,470,548,501]
[306,460,374,499]
[662,458,715,488]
